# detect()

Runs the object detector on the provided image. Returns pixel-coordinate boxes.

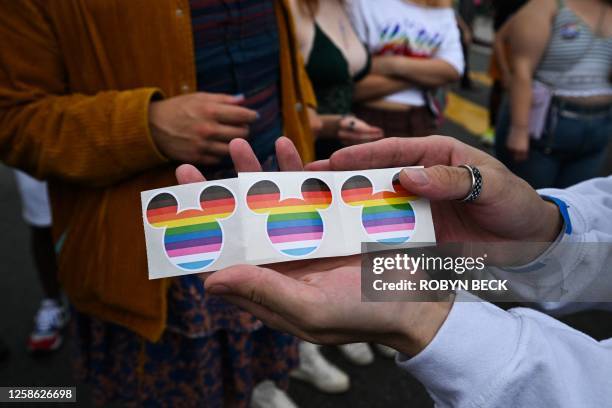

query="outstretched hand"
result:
[175,136,563,357]
[204,255,450,357]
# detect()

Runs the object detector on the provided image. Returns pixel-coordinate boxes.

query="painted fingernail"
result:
[403,168,429,186]
[255,111,261,120]
[233,93,245,100]
[207,284,232,295]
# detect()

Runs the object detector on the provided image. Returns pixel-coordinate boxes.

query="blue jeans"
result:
[495,98,611,189]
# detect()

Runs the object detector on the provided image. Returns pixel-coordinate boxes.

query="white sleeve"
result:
[435,13,464,75]
[477,177,612,310]
[536,176,612,312]
[397,176,612,407]
[397,292,612,408]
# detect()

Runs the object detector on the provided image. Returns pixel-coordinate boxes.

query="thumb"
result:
[176,164,207,184]
[400,166,473,201]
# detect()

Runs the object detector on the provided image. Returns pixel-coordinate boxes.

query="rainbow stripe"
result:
[342,175,416,244]
[247,179,332,257]
[147,187,235,270]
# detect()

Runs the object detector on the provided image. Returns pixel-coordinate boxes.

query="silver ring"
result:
[458,165,482,202]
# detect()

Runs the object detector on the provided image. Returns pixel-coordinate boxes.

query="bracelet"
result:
[540,195,572,235]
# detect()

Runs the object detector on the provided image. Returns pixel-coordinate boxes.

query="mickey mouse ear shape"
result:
[146,192,179,228]
[301,178,332,208]
[200,185,236,217]
[247,180,281,214]
[341,175,373,206]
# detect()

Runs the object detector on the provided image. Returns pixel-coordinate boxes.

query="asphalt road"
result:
[1,47,611,408]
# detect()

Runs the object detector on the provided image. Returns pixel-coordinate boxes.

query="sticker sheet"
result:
[141,168,436,279]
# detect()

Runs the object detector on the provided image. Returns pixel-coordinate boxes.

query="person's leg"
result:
[30,226,61,300]
[14,171,60,299]
[13,171,65,353]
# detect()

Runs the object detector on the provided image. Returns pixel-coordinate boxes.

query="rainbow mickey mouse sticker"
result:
[141,169,435,279]
[145,186,236,271]
[246,178,333,257]
[341,173,416,244]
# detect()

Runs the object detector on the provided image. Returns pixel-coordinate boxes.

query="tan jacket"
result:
[0,0,316,341]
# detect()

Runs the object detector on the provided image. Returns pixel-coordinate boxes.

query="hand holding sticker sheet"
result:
[142,168,435,279]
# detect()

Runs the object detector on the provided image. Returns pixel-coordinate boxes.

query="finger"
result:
[207,124,250,142]
[176,164,207,184]
[329,136,466,170]
[229,138,262,172]
[205,265,310,318]
[215,104,259,125]
[399,165,473,201]
[198,92,245,105]
[276,136,304,171]
[199,140,230,157]
[305,159,331,171]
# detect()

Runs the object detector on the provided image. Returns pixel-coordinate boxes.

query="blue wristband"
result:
[541,195,572,235]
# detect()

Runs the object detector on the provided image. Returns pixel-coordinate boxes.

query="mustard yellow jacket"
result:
[0,0,316,341]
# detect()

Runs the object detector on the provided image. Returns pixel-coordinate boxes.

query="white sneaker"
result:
[27,299,68,353]
[338,343,374,366]
[290,342,350,394]
[251,380,297,408]
[375,344,397,358]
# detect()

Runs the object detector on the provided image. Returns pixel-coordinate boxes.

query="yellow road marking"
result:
[470,71,493,87]
[444,92,490,135]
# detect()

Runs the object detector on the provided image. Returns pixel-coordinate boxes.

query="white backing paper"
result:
[141,168,436,279]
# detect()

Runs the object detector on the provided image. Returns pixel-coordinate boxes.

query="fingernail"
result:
[233,93,245,100]
[207,284,232,295]
[403,168,429,186]
[255,111,261,120]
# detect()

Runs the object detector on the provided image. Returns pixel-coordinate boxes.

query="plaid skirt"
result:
[72,308,298,407]
[353,104,437,139]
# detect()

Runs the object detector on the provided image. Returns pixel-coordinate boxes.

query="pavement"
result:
[1,43,612,408]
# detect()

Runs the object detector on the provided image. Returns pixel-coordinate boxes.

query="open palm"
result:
[175,135,561,355]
